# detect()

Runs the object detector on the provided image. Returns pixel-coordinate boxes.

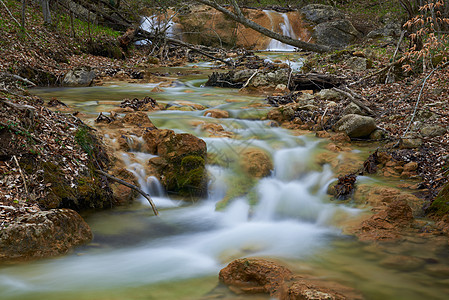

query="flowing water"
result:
[1,60,449,300]
[264,10,297,52]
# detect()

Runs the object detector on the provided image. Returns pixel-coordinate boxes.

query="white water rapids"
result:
[0,113,358,298]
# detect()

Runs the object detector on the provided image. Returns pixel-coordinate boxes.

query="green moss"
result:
[428,184,449,216]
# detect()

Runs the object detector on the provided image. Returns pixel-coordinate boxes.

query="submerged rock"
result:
[219,258,362,299]
[204,109,230,118]
[0,209,92,261]
[240,148,273,178]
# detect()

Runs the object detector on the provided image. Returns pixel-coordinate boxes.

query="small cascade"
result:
[138,15,183,44]
[264,10,298,51]
[121,153,178,208]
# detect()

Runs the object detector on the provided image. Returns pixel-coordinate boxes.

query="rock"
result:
[267,106,295,123]
[240,148,273,178]
[122,111,156,128]
[420,124,447,138]
[143,129,208,197]
[204,109,230,118]
[357,200,414,241]
[171,100,206,110]
[346,57,367,71]
[301,4,344,24]
[0,209,92,261]
[63,67,96,87]
[233,69,257,82]
[315,88,341,101]
[314,20,361,48]
[219,258,361,299]
[369,129,386,140]
[334,114,377,138]
[403,162,418,172]
[342,102,364,116]
[380,255,425,272]
[275,84,289,93]
[400,136,423,149]
[367,22,402,38]
[219,258,293,297]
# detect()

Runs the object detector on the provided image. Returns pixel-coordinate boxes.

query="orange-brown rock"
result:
[219,258,362,299]
[204,109,230,118]
[0,209,92,261]
[122,111,156,128]
[357,200,414,241]
[110,168,139,205]
[240,148,273,178]
[219,258,293,297]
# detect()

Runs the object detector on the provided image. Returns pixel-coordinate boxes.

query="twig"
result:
[13,155,29,200]
[242,70,259,88]
[95,169,159,216]
[320,106,329,131]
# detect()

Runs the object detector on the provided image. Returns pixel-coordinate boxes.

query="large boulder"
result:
[63,67,96,87]
[334,114,377,138]
[0,209,92,261]
[144,129,208,197]
[314,19,362,48]
[301,4,344,24]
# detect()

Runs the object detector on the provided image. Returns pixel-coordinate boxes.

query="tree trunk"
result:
[41,0,51,25]
[21,0,26,30]
[195,0,332,53]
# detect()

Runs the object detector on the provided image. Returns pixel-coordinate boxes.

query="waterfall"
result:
[264,10,298,51]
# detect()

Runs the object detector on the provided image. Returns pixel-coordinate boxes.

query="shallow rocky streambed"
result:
[1,60,448,300]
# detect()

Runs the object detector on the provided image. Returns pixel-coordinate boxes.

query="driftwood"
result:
[95,169,159,216]
[290,73,346,91]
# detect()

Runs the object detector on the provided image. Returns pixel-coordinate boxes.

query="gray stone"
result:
[420,124,447,138]
[400,136,423,149]
[314,19,362,48]
[63,67,96,87]
[346,57,367,71]
[232,69,256,82]
[334,114,377,138]
[367,22,402,38]
[343,102,364,116]
[316,88,342,101]
[370,129,387,140]
[301,4,344,24]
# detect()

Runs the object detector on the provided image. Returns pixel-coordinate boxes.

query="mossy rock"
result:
[428,183,449,216]
[165,155,207,198]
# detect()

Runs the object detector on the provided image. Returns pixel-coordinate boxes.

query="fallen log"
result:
[289,73,346,91]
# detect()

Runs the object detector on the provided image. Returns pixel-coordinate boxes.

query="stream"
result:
[1,58,448,300]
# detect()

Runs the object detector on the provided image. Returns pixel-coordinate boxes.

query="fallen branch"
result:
[95,169,159,216]
[333,87,376,116]
[349,60,403,86]
[241,70,259,88]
